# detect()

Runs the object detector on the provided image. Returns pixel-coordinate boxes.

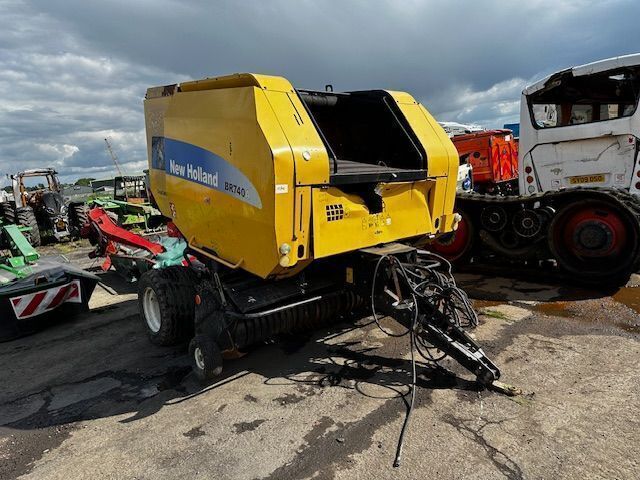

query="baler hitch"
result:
[360,246,503,466]
[364,246,500,386]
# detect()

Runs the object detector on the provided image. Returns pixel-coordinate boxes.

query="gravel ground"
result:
[1,244,639,480]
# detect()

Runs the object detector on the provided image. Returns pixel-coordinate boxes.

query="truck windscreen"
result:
[528,66,640,128]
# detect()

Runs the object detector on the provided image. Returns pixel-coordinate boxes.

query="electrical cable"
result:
[369,250,480,467]
[371,254,411,337]
[393,294,417,467]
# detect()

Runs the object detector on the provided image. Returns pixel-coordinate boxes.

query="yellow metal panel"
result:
[262,90,330,186]
[146,86,281,278]
[253,89,297,268]
[252,74,298,92]
[145,73,460,277]
[384,91,459,232]
[418,103,459,217]
[179,73,293,93]
[386,90,417,104]
[267,185,314,279]
[312,182,434,259]
[145,95,171,211]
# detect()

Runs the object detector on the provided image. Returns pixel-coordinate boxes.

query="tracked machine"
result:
[433,54,640,285]
[139,73,502,392]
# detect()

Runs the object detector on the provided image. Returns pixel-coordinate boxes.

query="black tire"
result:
[189,334,223,382]
[137,266,199,345]
[16,206,41,247]
[69,203,89,237]
[0,202,16,225]
[549,198,639,285]
[146,214,167,230]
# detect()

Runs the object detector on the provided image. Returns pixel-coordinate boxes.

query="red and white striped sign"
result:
[10,280,82,320]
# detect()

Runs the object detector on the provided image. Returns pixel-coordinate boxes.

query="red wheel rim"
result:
[561,206,627,258]
[431,217,471,261]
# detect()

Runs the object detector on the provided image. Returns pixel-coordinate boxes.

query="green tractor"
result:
[89,175,165,232]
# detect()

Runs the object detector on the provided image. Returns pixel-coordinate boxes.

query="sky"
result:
[1,0,639,185]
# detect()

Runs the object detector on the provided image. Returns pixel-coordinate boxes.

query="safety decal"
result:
[151,136,262,209]
[11,279,82,320]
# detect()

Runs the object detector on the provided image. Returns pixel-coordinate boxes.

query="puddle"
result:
[530,302,573,318]
[613,287,640,315]
[531,298,640,334]
[473,299,504,309]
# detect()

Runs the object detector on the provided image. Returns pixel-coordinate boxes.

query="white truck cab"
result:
[519,53,640,196]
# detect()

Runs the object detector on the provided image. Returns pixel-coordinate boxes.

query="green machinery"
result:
[0,221,40,279]
[89,175,165,232]
[0,217,98,341]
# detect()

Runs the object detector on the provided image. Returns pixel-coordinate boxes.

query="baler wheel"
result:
[137,266,199,345]
[16,206,41,247]
[549,199,639,283]
[189,334,223,382]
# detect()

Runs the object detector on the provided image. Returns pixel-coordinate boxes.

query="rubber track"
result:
[454,187,640,283]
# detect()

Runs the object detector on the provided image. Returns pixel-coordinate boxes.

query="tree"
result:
[75,177,96,187]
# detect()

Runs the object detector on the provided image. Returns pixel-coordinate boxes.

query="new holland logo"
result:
[152,136,262,209]
[10,280,82,320]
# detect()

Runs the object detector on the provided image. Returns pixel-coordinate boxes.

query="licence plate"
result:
[569,174,605,185]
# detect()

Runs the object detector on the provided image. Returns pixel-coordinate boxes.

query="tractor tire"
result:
[0,202,16,225]
[137,266,199,346]
[16,206,41,247]
[69,203,89,238]
[189,334,223,382]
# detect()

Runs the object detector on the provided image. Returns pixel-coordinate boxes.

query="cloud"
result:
[1,0,639,184]
[431,77,531,128]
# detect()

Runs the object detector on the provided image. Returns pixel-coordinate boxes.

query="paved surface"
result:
[1,247,639,479]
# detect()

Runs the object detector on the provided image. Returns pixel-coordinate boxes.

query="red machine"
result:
[82,207,193,279]
[83,207,164,270]
[452,129,519,194]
